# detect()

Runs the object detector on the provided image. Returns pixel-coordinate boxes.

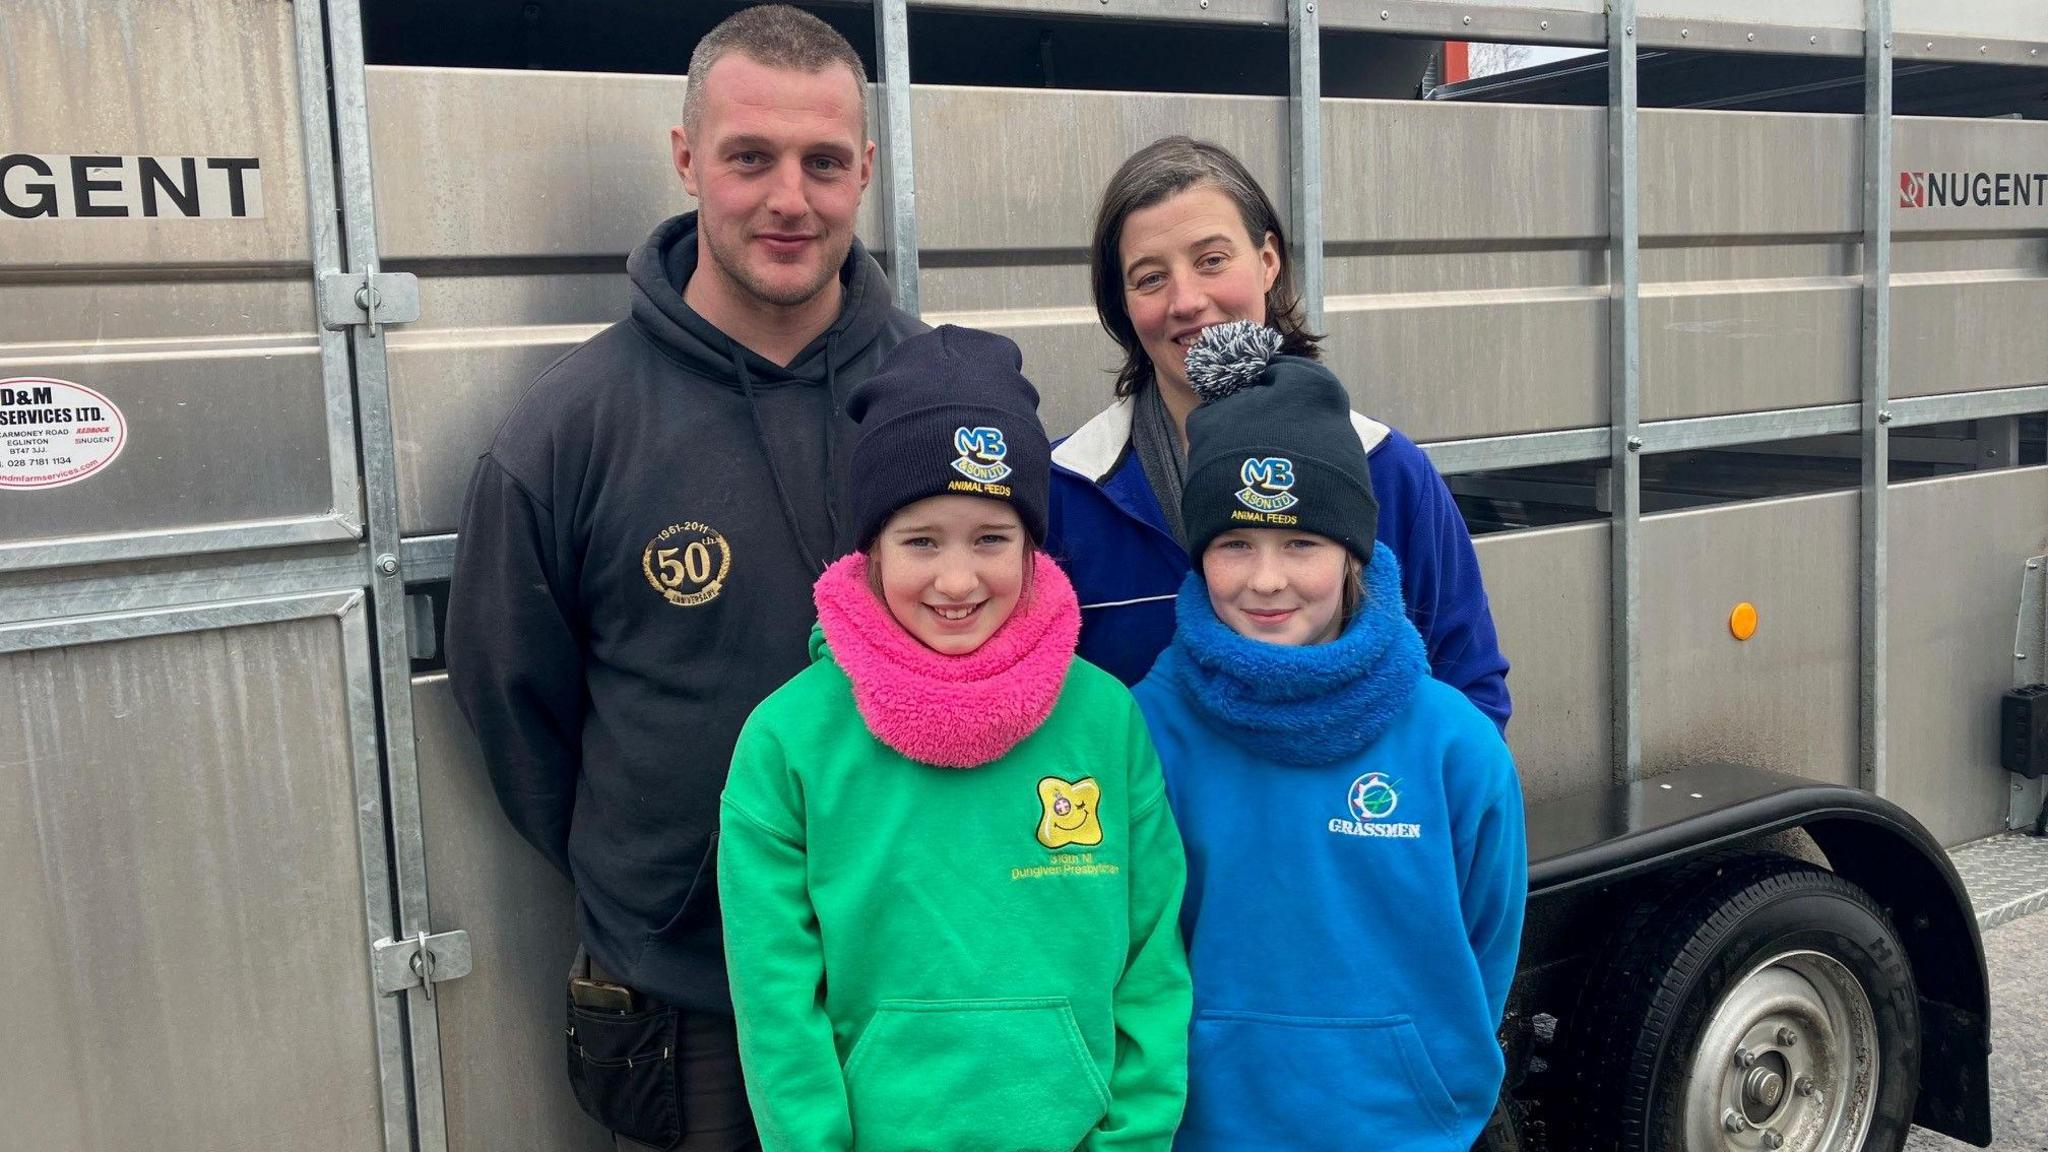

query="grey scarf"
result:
[1131,378,1188,547]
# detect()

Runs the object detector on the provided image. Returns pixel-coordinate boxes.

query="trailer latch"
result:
[320,268,421,338]
[371,929,472,1000]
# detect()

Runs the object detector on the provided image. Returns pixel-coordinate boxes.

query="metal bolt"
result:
[1777,1026,1797,1046]
[1795,1076,1817,1097]
[1747,32,1756,42]
[1981,45,1989,54]
[1723,1110,1749,1133]
[1624,24,1633,36]
[377,554,400,577]
[1810,35,1818,44]
[2029,560,2040,570]
[1626,435,1644,452]
[1200,0,1209,7]
[1878,409,1893,424]
[1925,42,1934,51]
[1463,15,1471,25]
[1763,1132,1785,1150]
[2019,653,2030,662]
[1380,9,1389,18]
[1539,19,1548,29]
[1735,1047,1758,1069]
[1680,27,1690,38]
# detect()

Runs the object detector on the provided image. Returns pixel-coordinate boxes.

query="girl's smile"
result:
[872,493,1027,655]
[1202,528,1349,647]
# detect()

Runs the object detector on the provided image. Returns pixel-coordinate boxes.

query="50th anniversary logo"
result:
[642,521,731,607]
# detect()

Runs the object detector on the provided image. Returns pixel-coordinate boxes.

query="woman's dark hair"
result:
[1090,136,1322,399]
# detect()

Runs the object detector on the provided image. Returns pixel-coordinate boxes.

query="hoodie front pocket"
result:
[844,998,1110,1152]
[1183,1010,1460,1148]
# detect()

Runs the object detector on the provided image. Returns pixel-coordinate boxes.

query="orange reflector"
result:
[1730,602,1759,641]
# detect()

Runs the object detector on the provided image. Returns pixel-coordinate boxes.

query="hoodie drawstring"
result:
[734,348,828,579]
[821,333,846,552]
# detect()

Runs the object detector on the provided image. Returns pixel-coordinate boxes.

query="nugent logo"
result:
[1899,170,2048,210]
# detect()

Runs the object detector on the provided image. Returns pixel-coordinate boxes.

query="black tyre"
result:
[1564,856,1920,1152]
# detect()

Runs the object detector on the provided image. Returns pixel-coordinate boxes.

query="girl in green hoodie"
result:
[718,326,1192,1152]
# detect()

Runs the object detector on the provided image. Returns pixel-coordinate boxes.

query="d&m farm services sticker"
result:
[0,378,127,490]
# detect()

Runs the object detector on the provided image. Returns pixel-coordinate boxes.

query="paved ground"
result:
[1904,908,2048,1151]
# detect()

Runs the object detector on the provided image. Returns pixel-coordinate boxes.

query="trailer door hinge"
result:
[371,929,472,1000]
[320,268,420,338]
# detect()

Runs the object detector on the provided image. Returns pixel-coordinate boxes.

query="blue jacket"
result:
[1045,397,1512,730]
[1133,557,1526,1152]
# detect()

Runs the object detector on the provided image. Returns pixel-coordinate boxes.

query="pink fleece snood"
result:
[812,551,1081,768]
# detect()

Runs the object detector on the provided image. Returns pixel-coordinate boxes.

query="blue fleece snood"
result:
[1166,542,1429,765]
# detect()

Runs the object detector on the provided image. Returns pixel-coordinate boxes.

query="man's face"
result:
[673,53,873,308]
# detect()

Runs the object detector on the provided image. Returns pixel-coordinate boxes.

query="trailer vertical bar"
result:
[873,0,921,316]
[292,4,409,1144]
[324,0,451,1146]
[1860,0,1893,796]
[1287,0,1324,329]
[1607,0,1642,784]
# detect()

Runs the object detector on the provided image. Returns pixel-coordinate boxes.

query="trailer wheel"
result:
[1565,857,1920,1152]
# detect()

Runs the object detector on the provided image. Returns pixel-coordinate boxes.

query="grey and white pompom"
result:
[1183,321,1285,401]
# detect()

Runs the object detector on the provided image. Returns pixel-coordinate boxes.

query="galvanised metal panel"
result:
[365,66,884,259]
[359,75,2046,533]
[0,0,351,561]
[1886,467,2048,848]
[913,85,1287,256]
[1640,491,1860,786]
[387,275,618,536]
[1472,522,1611,802]
[0,0,310,267]
[411,675,608,1152]
[1894,0,2048,46]
[1,617,387,1150]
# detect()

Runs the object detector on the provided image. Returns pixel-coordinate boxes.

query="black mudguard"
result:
[1523,762,1994,1147]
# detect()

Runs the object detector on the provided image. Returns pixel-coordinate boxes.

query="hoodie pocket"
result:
[1183,1010,1459,1147]
[648,832,720,943]
[843,998,1110,1152]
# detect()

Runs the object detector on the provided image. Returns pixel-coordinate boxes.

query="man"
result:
[445,8,921,1149]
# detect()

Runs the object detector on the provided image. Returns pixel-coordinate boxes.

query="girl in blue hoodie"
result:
[1132,323,1527,1152]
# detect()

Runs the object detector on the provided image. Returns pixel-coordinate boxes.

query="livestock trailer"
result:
[5,1,2046,1149]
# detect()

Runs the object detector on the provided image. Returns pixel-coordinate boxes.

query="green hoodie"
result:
[719,630,1191,1152]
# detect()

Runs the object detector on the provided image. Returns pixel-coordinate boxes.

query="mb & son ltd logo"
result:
[952,425,1012,484]
[1236,455,1299,513]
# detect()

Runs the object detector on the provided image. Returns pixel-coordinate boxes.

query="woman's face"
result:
[1201,528,1348,647]
[872,494,1028,655]
[1118,184,1281,396]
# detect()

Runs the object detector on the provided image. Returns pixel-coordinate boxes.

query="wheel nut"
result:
[1776,1026,1798,1046]
[1723,1110,1749,1133]
[1795,1076,1817,1097]
[1735,1047,1758,1069]
[1762,1132,1784,1150]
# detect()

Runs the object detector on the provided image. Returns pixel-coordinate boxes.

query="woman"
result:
[1046,136,1510,730]
[1134,322,1524,1149]
[720,326,1190,1151]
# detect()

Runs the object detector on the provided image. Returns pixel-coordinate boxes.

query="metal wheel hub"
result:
[1684,950,1880,1152]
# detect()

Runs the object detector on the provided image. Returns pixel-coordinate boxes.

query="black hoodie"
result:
[446,213,924,1012]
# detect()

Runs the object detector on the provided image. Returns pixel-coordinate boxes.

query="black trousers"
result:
[579,949,760,1152]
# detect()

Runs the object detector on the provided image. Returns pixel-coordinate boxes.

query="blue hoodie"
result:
[1046,398,1511,731]
[1133,546,1526,1152]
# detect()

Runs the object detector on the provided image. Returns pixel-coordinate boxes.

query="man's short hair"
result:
[682,5,869,133]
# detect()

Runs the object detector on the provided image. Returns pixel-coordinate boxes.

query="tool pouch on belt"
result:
[566,950,683,1149]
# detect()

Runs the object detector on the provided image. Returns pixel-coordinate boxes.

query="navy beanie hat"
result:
[1180,321,1379,564]
[845,325,1051,548]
